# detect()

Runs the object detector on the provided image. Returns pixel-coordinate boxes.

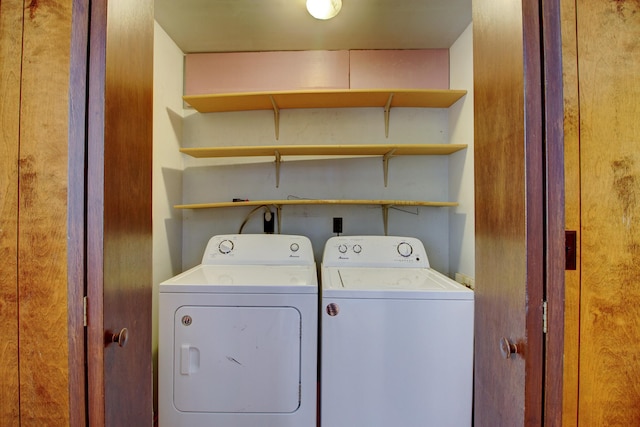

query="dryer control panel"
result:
[322,236,430,268]
[201,234,315,266]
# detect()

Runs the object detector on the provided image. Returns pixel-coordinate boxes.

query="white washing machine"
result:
[159,234,318,427]
[320,235,474,427]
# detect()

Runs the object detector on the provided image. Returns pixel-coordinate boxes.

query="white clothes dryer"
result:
[320,235,474,427]
[159,234,318,427]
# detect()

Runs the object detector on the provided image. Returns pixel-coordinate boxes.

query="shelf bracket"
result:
[382,148,397,187]
[274,150,282,188]
[269,95,280,140]
[275,204,283,233]
[384,93,394,138]
[382,204,391,236]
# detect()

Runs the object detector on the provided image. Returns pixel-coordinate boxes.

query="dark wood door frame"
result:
[67,0,91,425]
[541,0,566,425]
[85,0,108,423]
[66,0,109,423]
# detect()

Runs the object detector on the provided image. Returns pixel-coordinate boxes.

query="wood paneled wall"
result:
[1,0,74,424]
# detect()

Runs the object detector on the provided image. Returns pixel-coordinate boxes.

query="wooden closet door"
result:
[86,0,154,425]
[473,0,546,424]
[11,0,74,424]
[0,0,22,422]
[575,0,640,425]
[560,0,580,423]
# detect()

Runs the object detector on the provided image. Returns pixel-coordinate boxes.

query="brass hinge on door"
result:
[83,296,88,327]
[542,301,548,334]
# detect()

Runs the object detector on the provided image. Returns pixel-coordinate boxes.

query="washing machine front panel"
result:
[173,305,301,414]
[320,296,474,427]
[320,236,473,427]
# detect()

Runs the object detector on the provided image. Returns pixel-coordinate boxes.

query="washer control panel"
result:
[322,236,430,268]
[202,234,315,265]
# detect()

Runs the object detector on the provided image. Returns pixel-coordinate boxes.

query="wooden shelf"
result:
[181,143,467,158]
[181,143,468,187]
[180,89,469,234]
[183,88,467,139]
[174,199,458,210]
[184,89,467,112]
[174,199,458,235]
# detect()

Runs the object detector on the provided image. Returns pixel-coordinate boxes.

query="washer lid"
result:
[160,264,318,294]
[323,267,473,300]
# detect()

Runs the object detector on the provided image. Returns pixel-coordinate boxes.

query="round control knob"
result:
[338,244,348,254]
[290,242,300,252]
[397,242,413,257]
[353,244,362,254]
[218,239,234,254]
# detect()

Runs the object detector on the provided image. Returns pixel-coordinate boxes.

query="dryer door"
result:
[173,306,301,413]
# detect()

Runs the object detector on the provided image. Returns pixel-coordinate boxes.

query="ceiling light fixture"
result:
[306,0,342,20]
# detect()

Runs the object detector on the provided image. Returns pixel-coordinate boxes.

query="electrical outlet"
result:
[263,211,274,234]
[333,217,343,234]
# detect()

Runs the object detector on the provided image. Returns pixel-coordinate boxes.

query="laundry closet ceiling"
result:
[154,0,472,53]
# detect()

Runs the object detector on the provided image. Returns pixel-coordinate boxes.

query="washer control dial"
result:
[397,242,413,257]
[338,244,348,254]
[218,239,234,254]
[290,242,300,252]
[353,244,362,254]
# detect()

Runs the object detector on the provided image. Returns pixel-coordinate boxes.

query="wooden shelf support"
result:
[382,204,392,235]
[382,148,397,187]
[275,204,283,233]
[269,95,280,140]
[384,93,394,138]
[274,150,282,188]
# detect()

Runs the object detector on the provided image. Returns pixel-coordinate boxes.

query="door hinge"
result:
[542,301,548,334]
[83,296,88,327]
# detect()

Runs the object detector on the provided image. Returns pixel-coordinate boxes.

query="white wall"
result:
[448,22,475,279]
[152,20,185,412]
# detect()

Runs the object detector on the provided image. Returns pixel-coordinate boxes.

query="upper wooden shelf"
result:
[183,89,467,139]
[183,89,468,113]
[180,143,467,158]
